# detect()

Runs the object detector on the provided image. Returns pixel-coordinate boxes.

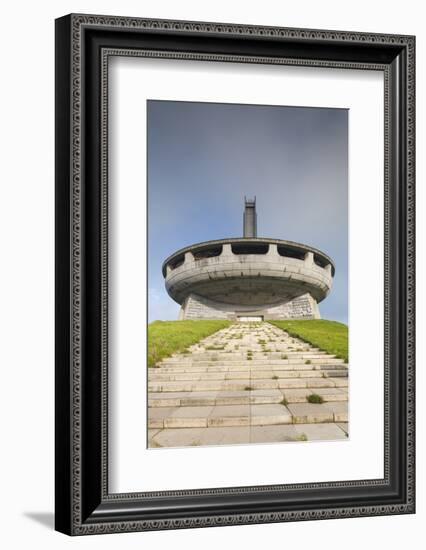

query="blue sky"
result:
[148,100,348,324]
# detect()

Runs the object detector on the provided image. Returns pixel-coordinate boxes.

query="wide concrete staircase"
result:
[148,322,348,448]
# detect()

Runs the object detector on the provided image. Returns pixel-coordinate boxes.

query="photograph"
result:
[147,100,349,449]
[0,0,419,543]
[52,9,415,538]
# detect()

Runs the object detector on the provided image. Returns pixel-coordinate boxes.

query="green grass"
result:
[270,320,348,363]
[148,320,231,367]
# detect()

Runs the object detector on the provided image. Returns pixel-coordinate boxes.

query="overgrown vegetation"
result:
[148,320,231,367]
[270,320,348,363]
[307,393,324,404]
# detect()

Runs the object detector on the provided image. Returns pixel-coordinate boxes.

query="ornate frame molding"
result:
[55,14,415,535]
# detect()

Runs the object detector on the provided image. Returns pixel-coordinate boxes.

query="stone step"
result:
[148,387,348,407]
[321,368,348,377]
[152,364,316,373]
[157,362,348,370]
[148,368,347,382]
[148,404,291,429]
[192,355,332,361]
[148,377,347,393]
[189,350,328,356]
[191,352,324,359]
[164,350,329,360]
[282,387,348,403]
[148,422,348,448]
[159,357,344,366]
[151,363,349,373]
[148,402,348,429]
[287,402,348,424]
[327,378,349,387]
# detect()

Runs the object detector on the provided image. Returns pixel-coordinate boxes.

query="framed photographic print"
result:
[55,14,415,535]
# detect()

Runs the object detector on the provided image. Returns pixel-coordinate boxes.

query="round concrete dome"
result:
[161,199,335,321]
[163,238,334,305]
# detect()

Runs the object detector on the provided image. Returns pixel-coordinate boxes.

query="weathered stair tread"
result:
[250,404,293,425]
[148,386,348,408]
[149,376,347,393]
[150,426,252,448]
[148,368,346,382]
[148,402,347,429]
[153,363,348,373]
[208,405,251,427]
[149,422,349,448]
[250,423,348,443]
[160,357,344,366]
[287,402,348,424]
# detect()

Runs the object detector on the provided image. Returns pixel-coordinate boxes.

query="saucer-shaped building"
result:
[162,199,335,321]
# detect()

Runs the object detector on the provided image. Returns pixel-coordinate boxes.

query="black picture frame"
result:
[55,13,415,535]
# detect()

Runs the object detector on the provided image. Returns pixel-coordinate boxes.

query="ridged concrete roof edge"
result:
[161,237,335,278]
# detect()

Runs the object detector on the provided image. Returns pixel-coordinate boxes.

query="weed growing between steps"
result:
[270,320,348,363]
[307,393,324,404]
[148,320,231,367]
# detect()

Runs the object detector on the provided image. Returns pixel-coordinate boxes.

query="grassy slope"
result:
[270,319,349,362]
[148,320,231,367]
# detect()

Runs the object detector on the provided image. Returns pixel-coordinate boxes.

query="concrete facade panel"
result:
[180,292,321,320]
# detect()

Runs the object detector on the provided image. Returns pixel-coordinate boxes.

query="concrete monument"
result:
[162,198,335,320]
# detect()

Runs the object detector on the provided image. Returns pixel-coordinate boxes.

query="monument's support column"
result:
[304,251,314,265]
[221,243,233,257]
